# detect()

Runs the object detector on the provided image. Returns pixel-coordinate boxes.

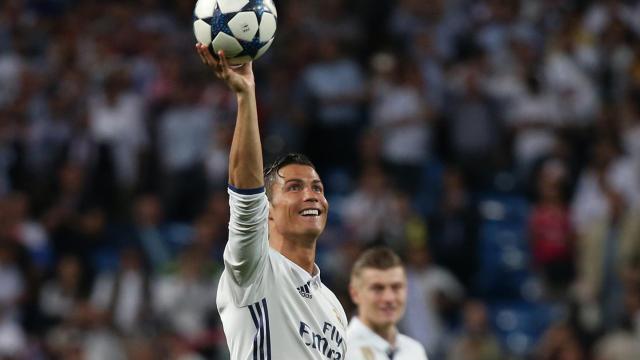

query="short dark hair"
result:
[264,153,316,201]
[351,247,404,280]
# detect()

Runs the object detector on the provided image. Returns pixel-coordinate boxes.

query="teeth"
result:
[301,209,319,216]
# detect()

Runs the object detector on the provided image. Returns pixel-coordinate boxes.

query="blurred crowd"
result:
[1,0,640,359]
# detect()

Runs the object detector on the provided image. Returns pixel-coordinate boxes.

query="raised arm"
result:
[196,44,268,292]
[196,44,263,188]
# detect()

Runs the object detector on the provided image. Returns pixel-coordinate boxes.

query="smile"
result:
[299,208,321,217]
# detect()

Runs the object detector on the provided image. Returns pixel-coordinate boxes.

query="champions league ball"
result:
[193,0,277,65]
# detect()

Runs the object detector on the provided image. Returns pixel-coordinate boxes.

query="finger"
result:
[218,50,230,70]
[195,44,207,64]
[196,44,218,67]
[202,46,219,67]
[196,44,208,62]
[216,50,231,79]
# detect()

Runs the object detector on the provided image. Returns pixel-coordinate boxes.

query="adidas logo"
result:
[297,281,312,299]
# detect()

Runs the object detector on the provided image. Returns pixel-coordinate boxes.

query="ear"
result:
[349,282,360,305]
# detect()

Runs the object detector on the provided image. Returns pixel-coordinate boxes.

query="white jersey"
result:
[217,187,349,360]
[346,317,428,360]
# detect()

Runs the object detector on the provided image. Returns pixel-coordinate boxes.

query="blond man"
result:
[348,247,428,360]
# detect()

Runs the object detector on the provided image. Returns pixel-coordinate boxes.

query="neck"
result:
[269,232,317,275]
[360,317,397,345]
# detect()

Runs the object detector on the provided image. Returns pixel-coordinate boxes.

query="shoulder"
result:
[346,318,372,346]
[346,321,363,340]
[321,283,341,302]
[322,285,347,316]
[344,324,376,360]
[345,345,373,360]
[398,333,428,358]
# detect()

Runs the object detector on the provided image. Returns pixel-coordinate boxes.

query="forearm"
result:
[229,89,263,189]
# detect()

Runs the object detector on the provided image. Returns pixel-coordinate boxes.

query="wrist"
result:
[236,88,256,101]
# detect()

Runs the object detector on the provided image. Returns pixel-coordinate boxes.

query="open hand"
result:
[196,43,255,94]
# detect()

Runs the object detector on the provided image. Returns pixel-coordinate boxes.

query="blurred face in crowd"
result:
[126,339,157,360]
[59,163,85,194]
[350,266,407,331]
[0,245,14,265]
[463,300,490,335]
[593,139,617,170]
[359,165,387,195]
[268,164,328,243]
[58,256,81,291]
[406,243,431,268]
[318,38,339,61]
[121,248,143,271]
[134,195,162,227]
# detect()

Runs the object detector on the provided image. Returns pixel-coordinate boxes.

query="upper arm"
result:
[224,186,270,287]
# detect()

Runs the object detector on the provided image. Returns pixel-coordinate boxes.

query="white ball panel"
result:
[228,12,259,42]
[254,38,273,60]
[193,19,212,45]
[217,0,249,14]
[258,13,276,42]
[212,32,244,58]
[263,0,277,17]
[194,0,217,19]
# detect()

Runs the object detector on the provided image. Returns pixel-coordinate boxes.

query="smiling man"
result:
[195,45,348,359]
[348,247,428,360]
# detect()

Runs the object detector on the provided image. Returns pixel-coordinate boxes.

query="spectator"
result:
[429,167,477,288]
[157,73,212,220]
[369,53,433,193]
[619,98,640,165]
[123,337,164,360]
[0,243,28,358]
[1,192,52,271]
[543,18,600,127]
[447,300,502,360]
[303,0,363,51]
[571,137,640,328]
[41,162,110,259]
[399,239,464,359]
[535,322,586,360]
[505,69,562,178]
[121,193,189,272]
[341,165,397,245]
[90,247,152,335]
[0,318,27,359]
[38,255,89,332]
[444,54,504,188]
[299,36,366,174]
[0,243,26,319]
[88,70,148,190]
[410,30,447,110]
[594,279,640,360]
[152,245,220,347]
[529,161,575,298]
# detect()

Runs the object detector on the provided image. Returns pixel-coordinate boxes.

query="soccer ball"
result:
[193,0,277,65]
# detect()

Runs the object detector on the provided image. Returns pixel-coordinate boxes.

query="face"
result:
[350,267,407,330]
[268,164,329,241]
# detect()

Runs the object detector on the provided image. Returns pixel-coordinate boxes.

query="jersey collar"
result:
[281,252,322,288]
